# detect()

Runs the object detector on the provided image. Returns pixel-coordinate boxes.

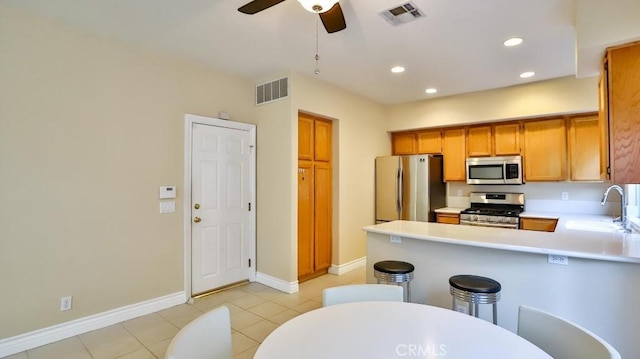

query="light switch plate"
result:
[160,201,176,213]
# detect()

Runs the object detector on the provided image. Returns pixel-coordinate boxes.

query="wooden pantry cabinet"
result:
[298,113,332,282]
[523,118,567,181]
[600,41,640,184]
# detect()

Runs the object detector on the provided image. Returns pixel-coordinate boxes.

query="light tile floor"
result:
[4,267,365,359]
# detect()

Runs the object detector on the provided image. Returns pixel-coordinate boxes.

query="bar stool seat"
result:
[449,274,501,325]
[373,260,414,302]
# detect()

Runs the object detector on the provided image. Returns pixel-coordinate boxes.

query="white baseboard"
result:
[329,256,367,275]
[0,291,187,358]
[255,272,299,294]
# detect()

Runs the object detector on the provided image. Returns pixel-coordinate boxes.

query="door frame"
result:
[183,114,257,299]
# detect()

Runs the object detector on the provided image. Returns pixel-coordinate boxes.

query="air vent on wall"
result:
[256,77,289,106]
[379,1,425,26]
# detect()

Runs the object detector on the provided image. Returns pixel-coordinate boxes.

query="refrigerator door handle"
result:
[398,167,403,214]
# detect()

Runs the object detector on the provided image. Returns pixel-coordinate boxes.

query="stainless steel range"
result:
[460,192,524,229]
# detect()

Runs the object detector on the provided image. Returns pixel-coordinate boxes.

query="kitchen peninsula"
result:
[364,219,640,358]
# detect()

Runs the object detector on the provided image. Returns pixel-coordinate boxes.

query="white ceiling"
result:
[5,0,640,105]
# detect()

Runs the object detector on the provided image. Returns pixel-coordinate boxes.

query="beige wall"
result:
[255,96,296,281]
[291,73,389,268]
[387,76,599,131]
[254,73,389,283]
[0,6,255,338]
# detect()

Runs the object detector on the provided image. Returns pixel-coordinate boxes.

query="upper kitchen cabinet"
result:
[417,129,442,154]
[493,122,522,155]
[600,41,640,184]
[467,122,521,157]
[391,132,417,155]
[443,128,466,181]
[523,118,567,181]
[466,126,492,157]
[568,114,601,181]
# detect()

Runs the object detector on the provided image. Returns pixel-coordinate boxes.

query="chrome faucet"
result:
[601,184,631,233]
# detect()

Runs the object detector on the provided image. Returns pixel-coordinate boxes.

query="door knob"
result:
[194,203,200,210]
[193,217,201,223]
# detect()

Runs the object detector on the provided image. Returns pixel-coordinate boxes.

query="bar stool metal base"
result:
[449,275,501,325]
[373,261,414,302]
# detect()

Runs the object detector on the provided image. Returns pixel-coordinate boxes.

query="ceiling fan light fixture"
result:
[298,0,339,13]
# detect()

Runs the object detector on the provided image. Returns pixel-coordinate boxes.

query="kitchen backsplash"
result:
[446,182,624,216]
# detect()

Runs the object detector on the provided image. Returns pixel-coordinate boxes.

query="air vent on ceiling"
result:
[256,77,289,106]
[379,1,425,26]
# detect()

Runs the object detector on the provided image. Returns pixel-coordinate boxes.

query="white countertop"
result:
[364,217,640,264]
[435,207,465,214]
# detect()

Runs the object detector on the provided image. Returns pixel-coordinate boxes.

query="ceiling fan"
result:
[238,0,347,33]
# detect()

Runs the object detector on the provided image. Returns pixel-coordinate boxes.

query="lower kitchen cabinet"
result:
[436,213,460,225]
[520,217,558,232]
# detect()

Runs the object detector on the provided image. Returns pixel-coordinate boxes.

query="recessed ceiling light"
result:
[520,71,535,78]
[504,37,523,47]
[425,88,437,94]
[391,66,405,73]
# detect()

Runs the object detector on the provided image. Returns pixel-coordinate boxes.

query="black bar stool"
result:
[373,260,415,302]
[449,274,501,325]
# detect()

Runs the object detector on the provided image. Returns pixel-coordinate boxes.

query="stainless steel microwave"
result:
[466,156,523,185]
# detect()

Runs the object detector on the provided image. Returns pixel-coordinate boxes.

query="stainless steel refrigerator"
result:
[375,155,446,223]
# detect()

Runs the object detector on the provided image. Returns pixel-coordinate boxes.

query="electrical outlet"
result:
[390,235,402,244]
[548,255,568,266]
[61,296,72,311]
[561,192,569,201]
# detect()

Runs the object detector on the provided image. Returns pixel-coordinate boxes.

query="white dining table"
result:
[253,301,552,359]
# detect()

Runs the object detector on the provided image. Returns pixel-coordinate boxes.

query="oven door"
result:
[459,220,519,229]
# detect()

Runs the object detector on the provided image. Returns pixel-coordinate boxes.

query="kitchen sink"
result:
[564,219,624,233]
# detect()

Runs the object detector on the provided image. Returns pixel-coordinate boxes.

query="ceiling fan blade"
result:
[238,0,286,14]
[319,3,347,33]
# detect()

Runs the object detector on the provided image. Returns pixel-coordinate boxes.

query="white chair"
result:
[322,284,404,307]
[165,305,232,359]
[517,305,620,359]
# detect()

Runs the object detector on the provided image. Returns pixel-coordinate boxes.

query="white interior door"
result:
[191,122,254,295]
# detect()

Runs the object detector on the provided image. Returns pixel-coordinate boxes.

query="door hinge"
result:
[248,202,251,211]
[248,258,251,267]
